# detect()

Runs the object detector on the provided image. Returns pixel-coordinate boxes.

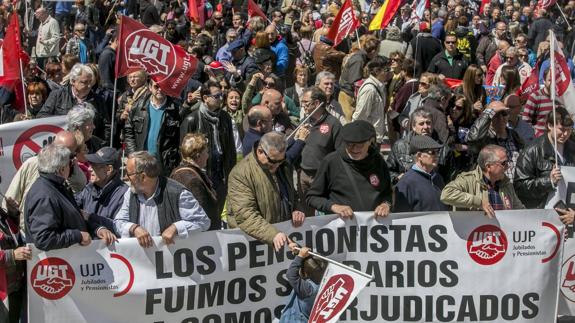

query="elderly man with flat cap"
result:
[394,136,450,213]
[75,147,129,233]
[306,120,393,218]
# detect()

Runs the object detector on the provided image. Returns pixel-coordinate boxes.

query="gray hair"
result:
[410,108,432,128]
[478,145,506,171]
[69,63,94,83]
[315,71,335,85]
[129,151,161,177]
[438,9,447,19]
[37,144,71,174]
[260,131,287,153]
[67,105,95,131]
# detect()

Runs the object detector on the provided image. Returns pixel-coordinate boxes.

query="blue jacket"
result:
[393,166,449,212]
[279,256,319,322]
[270,38,289,76]
[241,128,306,165]
[75,174,128,233]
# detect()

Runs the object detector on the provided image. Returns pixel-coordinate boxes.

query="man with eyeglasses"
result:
[441,145,524,217]
[515,107,575,209]
[124,79,181,175]
[114,151,210,248]
[216,28,238,62]
[428,33,468,80]
[466,101,524,181]
[306,120,392,219]
[65,23,93,64]
[228,132,305,251]
[477,21,509,74]
[492,47,532,86]
[4,131,87,231]
[180,80,236,215]
[394,135,449,212]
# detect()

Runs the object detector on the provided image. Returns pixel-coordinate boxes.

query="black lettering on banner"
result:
[360,225,368,252]
[338,226,357,253]
[227,243,246,271]
[406,226,426,252]
[404,295,422,321]
[436,295,455,322]
[428,225,448,252]
[155,251,171,279]
[266,242,286,265]
[248,240,266,268]
[407,260,415,287]
[227,278,246,304]
[501,294,520,320]
[145,288,163,315]
[340,297,358,320]
[382,296,401,320]
[275,269,290,297]
[479,295,498,320]
[254,308,272,323]
[165,286,186,313]
[439,261,458,287]
[224,312,251,323]
[316,228,335,255]
[359,295,378,320]
[457,295,478,321]
[365,261,383,287]
[181,319,198,323]
[418,260,436,287]
[386,261,404,287]
[522,293,539,318]
[425,295,434,322]
[370,225,389,252]
[202,314,221,323]
[389,225,407,252]
[187,285,196,310]
[197,246,216,275]
[250,275,267,301]
[198,281,225,308]
[174,248,195,277]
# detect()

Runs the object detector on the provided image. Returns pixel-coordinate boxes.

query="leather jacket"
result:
[514,134,575,208]
[124,94,181,174]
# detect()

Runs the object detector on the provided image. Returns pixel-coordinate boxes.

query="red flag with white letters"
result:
[326,0,359,47]
[115,16,198,97]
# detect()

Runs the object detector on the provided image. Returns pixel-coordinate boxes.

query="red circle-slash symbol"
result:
[12,125,64,169]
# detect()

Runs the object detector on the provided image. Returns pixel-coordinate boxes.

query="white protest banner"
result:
[28,210,564,323]
[309,262,371,323]
[0,116,67,193]
[547,166,575,316]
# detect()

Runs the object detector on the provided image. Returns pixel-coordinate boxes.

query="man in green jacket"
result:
[440,145,524,217]
[227,132,305,251]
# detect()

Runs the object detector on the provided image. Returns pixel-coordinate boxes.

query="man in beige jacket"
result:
[34,7,61,68]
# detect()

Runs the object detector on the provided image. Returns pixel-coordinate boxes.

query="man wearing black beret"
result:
[393,136,450,212]
[306,120,393,218]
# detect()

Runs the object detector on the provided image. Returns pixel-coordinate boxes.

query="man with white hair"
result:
[38,63,109,141]
[34,7,60,69]
[66,105,105,153]
[25,144,116,251]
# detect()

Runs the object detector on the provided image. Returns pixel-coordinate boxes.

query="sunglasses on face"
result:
[445,41,456,44]
[208,93,224,100]
[261,148,285,164]
[420,149,439,155]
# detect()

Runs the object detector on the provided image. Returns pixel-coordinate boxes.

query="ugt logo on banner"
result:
[30,258,75,300]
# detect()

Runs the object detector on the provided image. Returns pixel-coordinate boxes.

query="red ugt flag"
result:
[248,0,267,19]
[326,0,359,47]
[0,13,29,81]
[520,62,540,100]
[537,0,557,9]
[188,0,200,24]
[115,16,198,97]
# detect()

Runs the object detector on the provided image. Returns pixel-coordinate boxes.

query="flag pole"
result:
[110,78,118,147]
[550,30,559,168]
[355,29,362,48]
[292,246,373,280]
[556,3,572,30]
[18,57,28,119]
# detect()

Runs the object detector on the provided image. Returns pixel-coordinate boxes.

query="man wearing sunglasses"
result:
[427,33,468,80]
[467,101,524,180]
[394,135,449,212]
[228,132,305,252]
[441,145,524,218]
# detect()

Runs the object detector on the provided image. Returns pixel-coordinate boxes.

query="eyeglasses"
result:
[125,171,143,180]
[214,16,223,20]
[421,149,439,155]
[493,160,510,167]
[208,93,224,100]
[391,58,400,62]
[419,81,430,87]
[75,29,86,32]
[260,148,285,164]
[454,105,465,111]
[445,41,456,44]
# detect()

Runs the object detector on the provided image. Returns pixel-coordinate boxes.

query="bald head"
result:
[262,89,283,115]
[247,105,273,132]
[499,40,510,52]
[54,131,79,154]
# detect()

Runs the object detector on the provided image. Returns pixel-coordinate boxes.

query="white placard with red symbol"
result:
[27,210,564,323]
[0,116,67,194]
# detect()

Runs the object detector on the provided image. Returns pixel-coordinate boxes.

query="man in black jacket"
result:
[427,33,469,79]
[180,80,236,214]
[124,80,181,175]
[514,107,575,208]
[97,29,118,91]
[306,120,392,218]
[408,22,442,77]
[25,145,116,251]
[37,63,109,142]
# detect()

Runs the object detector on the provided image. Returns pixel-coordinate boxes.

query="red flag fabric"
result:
[520,63,540,100]
[537,0,557,9]
[188,0,200,23]
[0,13,27,82]
[248,0,267,19]
[479,0,490,14]
[326,0,359,47]
[115,16,198,97]
[443,78,463,89]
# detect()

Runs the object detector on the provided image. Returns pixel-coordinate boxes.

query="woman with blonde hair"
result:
[171,133,220,230]
[456,64,487,115]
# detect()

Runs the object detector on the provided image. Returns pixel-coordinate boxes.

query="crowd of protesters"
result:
[1,0,575,321]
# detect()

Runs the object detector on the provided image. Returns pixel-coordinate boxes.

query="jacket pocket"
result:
[132,116,145,133]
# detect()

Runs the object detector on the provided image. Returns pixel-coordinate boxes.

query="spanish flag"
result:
[369,0,402,31]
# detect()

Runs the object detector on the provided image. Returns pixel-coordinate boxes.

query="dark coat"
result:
[124,94,181,174]
[25,173,100,251]
[37,85,109,141]
[97,46,116,90]
[514,135,575,208]
[427,50,469,80]
[410,33,442,76]
[139,0,160,26]
[170,161,220,230]
[394,167,449,212]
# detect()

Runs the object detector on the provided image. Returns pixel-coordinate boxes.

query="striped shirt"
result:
[521,88,553,138]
